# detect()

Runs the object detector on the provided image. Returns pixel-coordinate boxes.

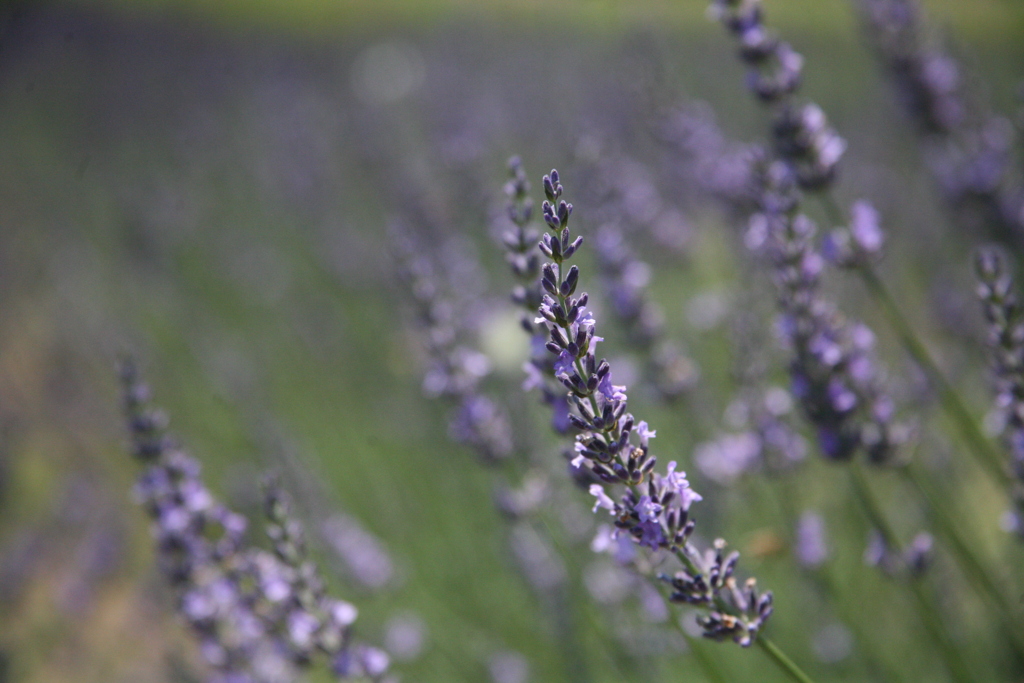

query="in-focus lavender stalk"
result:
[975,248,1024,537]
[855,0,1024,247]
[121,360,390,683]
[522,169,779,652]
[503,157,572,436]
[391,200,610,682]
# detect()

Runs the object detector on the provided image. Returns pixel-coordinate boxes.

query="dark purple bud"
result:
[550,326,568,347]
[558,201,572,227]
[574,325,588,350]
[568,414,589,431]
[549,232,563,257]
[564,266,579,295]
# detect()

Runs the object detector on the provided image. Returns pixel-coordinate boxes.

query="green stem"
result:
[816,192,1009,489]
[847,465,975,683]
[760,476,904,682]
[668,546,818,683]
[757,637,816,683]
[674,621,731,683]
[899,461,1024,660]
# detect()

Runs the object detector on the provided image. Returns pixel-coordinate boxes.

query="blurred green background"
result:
[1,1,1023,682]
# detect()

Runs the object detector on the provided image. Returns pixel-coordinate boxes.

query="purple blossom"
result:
[590,484,617,514]
[635,495,663,523]
[637,520,667,550]
[636,421,656,446]
[597,373,628,402]
[554,349,575,378]
[795,511,829,568]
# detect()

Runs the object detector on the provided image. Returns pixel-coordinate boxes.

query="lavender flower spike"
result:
[501,157,570,434]
[710,0,846,190]
[121,359,390,682]
[527,170,773,647]
[748,165,901,463]
[975,248,1024,537]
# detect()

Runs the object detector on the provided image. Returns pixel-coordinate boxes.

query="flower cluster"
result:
[746,165,901,463]
[975,248,1024,537]
[710,0,846,189]
[525,169,772,646]
[501,156,571,434]
[121,360,390,682]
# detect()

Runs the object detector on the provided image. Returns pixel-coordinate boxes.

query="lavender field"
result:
[1,1,1023,681]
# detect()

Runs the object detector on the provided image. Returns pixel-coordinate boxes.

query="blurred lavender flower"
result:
[592,223,698,400]
[696,386,807,484]
[488,651,529,683]
[320,514,396,590]
[521,169,772,647]
[821,200,886,269]
[660,102,763,212]
[577,149,694,255]
[710,0,846,189]
[794,511,829,569]
[864,529,935,578]
[121,360,389,682]
[392,221,514,462]
[855,0,1024,246]
[975,248,1024,537]
[746,164,902,463]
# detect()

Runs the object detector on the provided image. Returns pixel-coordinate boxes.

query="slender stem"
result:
[675,621,731,683]
[816,192,1009,489]
[669,550,818,683]
[759,475,904,682]
[899,461,1024,660]
[846,465,975,683]
[757,637,816,683]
